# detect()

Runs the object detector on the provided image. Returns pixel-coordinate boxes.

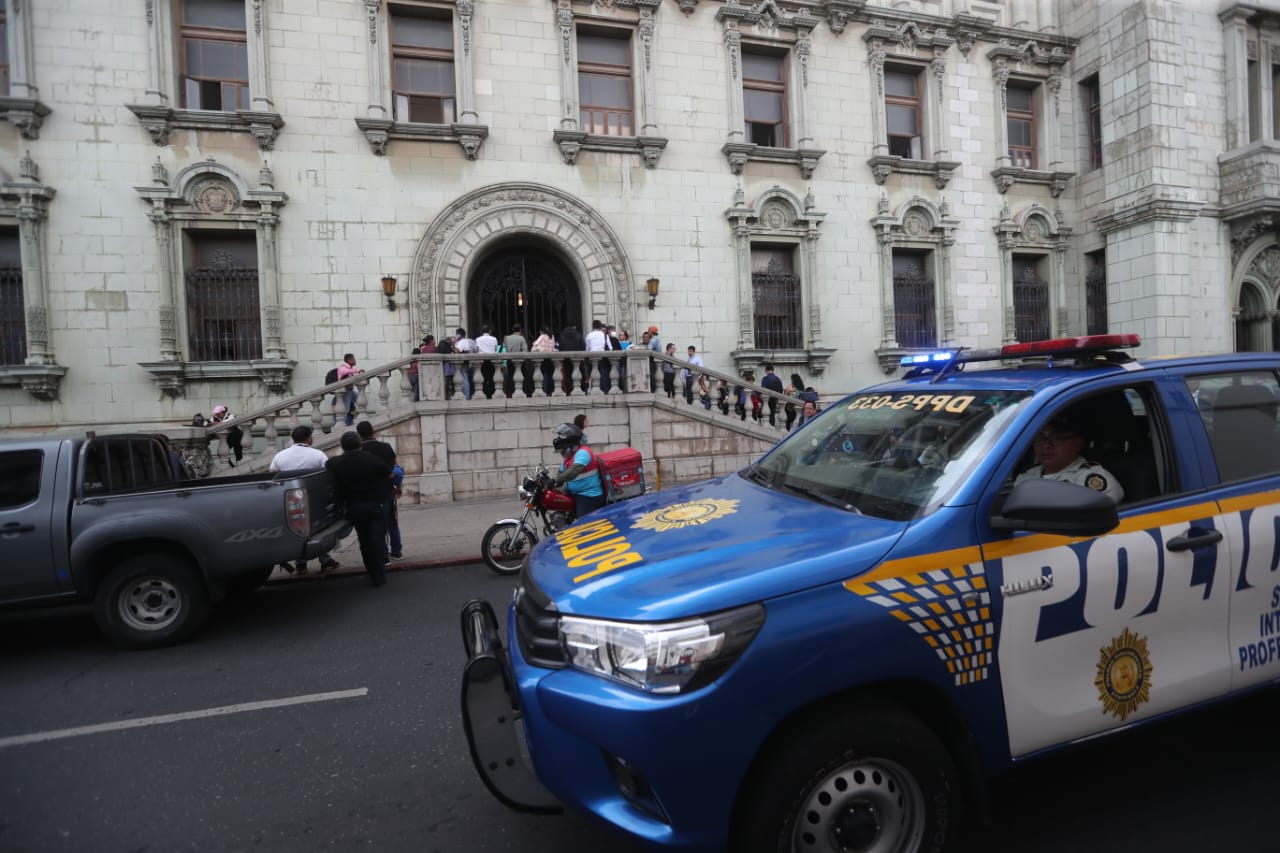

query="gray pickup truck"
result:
[0,432,349,648]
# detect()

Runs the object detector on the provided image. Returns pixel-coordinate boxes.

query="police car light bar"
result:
[900,334,1142,368]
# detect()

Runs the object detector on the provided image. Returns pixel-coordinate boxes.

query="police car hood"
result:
[527,473,906,621]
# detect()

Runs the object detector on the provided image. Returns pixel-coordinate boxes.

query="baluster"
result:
[398,365,412,405]
[263,415,278,456]
[239,418,255,461]
[551,359,566,398]
[376,373,390,412]
[355,379,369,418]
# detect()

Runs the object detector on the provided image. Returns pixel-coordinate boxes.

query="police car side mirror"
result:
[989,478,1119,537]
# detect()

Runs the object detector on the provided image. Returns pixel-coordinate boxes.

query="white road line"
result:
[0,687,369,749]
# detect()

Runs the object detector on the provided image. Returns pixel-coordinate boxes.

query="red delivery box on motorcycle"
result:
[596,447,644,503]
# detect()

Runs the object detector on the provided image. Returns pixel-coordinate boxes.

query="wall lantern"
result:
[646,277,660,310]
[381,275,398,311]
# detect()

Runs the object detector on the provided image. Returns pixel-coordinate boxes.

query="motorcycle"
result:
[481,465,576,575]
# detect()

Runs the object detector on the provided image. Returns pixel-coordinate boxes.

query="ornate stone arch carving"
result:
[411,182,636,338]
[1234,237,1280,351]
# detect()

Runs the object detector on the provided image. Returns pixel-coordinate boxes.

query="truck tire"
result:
[731,702,959,853]
[93,555,210,649]
[225,565,277,598]
[481,521,538,575]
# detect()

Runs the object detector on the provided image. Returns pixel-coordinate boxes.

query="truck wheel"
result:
[225,565,276,598]
[94,555,210,649]
[732,703,959,853]
[481,521,537,575]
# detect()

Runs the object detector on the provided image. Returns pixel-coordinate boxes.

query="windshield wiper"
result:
[780,481,862,514]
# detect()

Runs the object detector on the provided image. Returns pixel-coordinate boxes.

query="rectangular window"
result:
[82,438,175,495]
[578,30,633,136]
[743,49,788,148]
[884,66,923,160]
[179,0,249,112]
[185,231,261,362]
[0,228,23,366]
[0,12,9,96]
[751,245,801,349]
[892,250,936,348]
[1083,75,1102,171]
[1085,249,1107,335]
[1194,371,1280,483]
[1007,83,1037,169]
[1012,254,1050,342]
[391,5,456,124]
[0,449,41,509]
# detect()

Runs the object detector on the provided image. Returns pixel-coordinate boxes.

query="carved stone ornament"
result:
[677,0,696,14]
[556,133,583,165]
[193,180,239,213]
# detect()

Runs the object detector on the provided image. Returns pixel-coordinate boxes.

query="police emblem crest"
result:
[1085,473,1108,492]
[633,499,739,532]
[1095,627,1152,721]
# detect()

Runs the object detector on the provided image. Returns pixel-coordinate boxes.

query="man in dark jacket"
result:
[356,421,400,560]
[760,362,784,426]
[326,431,393,586]
[558,324,586,394]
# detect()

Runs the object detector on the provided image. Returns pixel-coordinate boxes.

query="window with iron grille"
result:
[390,5,455,124]
[1013,255,1050,342]
[885,66,923,160]
[578,29,633,137]
[0,228,23,366]
[751,246,802,349]
[1085,250,1107,335]
[0,12,9,96]
[1007,83,1036,169]
[892,250,936,348]
[743,48,788,148]
[1083,75,1102,171]
[179,0,249,112]
[185,231,261,362]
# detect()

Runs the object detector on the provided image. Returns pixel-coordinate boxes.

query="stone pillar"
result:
[939,232,955,345]
[723,23,744,145]
[1044,72,1063,170]
[142,0,172,106]
[1222,8,1253,151]
[456,0,478,123]
[804,229,822,349]
[249,0,273,111]
[867,44,887,157]
[365,0,388,119]
[929,53,948,162]
[877,229,896,347]
[7,0,38,102]
[794,30,814,149]
[257,206,284,360]
[1260,21,1280,141]
[992,62,1011,169]
[731,221,753,350]
[17,202,50,365]
[556,0,579,131]
[1054,241,1069,336]
[999,234,1017,343]
[638,10,658,136]
[149,207,180,362]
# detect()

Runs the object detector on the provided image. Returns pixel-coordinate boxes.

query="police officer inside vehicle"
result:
[548,423,606,518]
[1014,412,1124,503]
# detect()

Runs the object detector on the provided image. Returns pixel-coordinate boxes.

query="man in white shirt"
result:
[584,319,612,392]
[454,327,477,399]
[475,324,499,398]
[681,345,705,404]
[269,425,340,574]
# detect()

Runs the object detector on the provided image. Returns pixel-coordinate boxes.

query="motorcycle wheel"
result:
[481,521,538,575]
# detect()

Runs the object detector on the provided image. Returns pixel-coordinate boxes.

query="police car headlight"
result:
[559,604,765,694]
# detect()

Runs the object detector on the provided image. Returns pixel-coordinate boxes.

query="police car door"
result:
[983,379,1232,758]
[1185,367,1280,692]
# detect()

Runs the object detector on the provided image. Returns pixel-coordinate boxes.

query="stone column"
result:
[1054,241,1069,336]
[456,0,478,123]
[732,222,753,350]
[17,201,50,365]
[256,205,285,360]
[999,234,1017,343]
[794,30,814,149]
[638,10,658,136]
[142,0,172,106]
[1222,8,1253,151]
[557,0,579,131]
[149,207,180,362]
[877,229,896,347]
[992,62,1011,169]
[7,0,38,102]
[723,23,744,145]
[1044,72,1063,170]
[929,53,949,162]
[1260,21,1280,140]
[867,44,887,157]
[804,229,822,349]
[249,0,273,111]
[939,233,955,345]
[365,0,388,119]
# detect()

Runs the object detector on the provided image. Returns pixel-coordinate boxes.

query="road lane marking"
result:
[0,687,369,749]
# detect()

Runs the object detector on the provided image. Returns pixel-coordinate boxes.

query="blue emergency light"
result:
[900,334,1142,376]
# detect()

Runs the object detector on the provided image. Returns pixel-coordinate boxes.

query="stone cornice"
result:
[1093,195,1205,235]
[552,131,668,168]
[0,363,67,401]
[723,142,825,179]
[354,117,488,158]
[0,96,51,140]
[126,104,284,150]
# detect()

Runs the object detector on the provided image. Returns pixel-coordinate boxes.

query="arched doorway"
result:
[1236,279,1271,352]
[467,242,581,339]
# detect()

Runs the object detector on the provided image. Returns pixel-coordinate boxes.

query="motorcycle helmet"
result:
[552,423,584,453]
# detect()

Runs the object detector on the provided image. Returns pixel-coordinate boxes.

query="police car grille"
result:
[514,580,567,669]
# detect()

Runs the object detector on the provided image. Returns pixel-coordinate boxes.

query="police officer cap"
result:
[1044,412,1084,436]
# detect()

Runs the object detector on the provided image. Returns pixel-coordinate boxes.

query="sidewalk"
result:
[269,495,515,582]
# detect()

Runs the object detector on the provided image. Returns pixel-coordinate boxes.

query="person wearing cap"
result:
[1014,413,1124,503]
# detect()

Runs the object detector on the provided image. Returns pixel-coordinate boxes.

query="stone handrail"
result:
[185,349,814,475]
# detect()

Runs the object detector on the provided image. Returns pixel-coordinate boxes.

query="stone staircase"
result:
[173,350,806,505]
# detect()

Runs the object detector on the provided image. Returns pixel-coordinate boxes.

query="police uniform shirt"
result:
[1014,456,1125,503]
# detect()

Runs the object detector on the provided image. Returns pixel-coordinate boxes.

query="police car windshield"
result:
[747,390,1033,521]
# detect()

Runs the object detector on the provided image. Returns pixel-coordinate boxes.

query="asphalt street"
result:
[0,564,1277,853]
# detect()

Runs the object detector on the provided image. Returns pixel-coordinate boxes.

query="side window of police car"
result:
[0,450,42,509]
[1012,384,1167,505]
[1192,371,1280,483]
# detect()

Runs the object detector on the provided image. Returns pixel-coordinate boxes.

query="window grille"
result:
[0,262,23,366]
[892,254,936,348]
[1085,252,1107,335]
[179,0,249,112]
[1013,258,1050,343]
[185,234,261,361]
[751,249,801,349]
[391,7,455,124]
[578,31,633,136]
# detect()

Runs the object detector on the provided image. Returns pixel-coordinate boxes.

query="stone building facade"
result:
[0,0,1272,432]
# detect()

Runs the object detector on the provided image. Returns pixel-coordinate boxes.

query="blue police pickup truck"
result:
[0,432,349,649]
[460,335,1280,852]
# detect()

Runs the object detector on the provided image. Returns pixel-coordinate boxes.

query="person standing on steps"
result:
[337,354,363,425]
[760,362,784,426]
[325,432,393,587]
